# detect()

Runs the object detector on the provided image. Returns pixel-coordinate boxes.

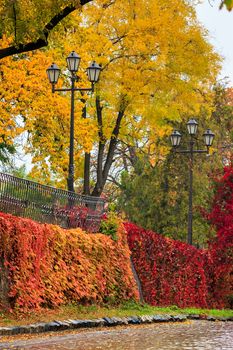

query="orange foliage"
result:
[0,213,138,311]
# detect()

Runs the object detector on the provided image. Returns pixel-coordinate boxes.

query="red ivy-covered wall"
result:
[0,213,139,311]
[125,166,233,309]
[206,166,233,308]
[125,221,232,308]
[125,222,209,308]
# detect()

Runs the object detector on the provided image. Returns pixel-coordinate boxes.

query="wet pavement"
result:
[0,321,232,349]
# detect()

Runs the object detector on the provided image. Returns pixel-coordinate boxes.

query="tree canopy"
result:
[0,0,231,60]
[0,0,221,193]
[0,0,92,59]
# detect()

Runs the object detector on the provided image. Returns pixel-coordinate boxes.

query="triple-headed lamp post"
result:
[170,119,215,245]
[46,51,101,193]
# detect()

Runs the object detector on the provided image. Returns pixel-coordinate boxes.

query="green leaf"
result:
[220,0,233,10]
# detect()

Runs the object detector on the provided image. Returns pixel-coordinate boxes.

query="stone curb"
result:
[0,314,232,336]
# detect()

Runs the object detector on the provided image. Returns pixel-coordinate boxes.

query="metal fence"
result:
[0,172,106,232]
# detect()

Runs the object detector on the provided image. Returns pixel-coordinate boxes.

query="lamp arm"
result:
[173,149,208,154]
[52,87,93,92]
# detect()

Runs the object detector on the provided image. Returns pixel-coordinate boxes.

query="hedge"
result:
[0,213,139,311]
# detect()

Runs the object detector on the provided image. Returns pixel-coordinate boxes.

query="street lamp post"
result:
[170,120,215,245]
[46,52,101,193]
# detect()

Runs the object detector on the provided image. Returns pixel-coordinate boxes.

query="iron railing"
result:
[0,172,106,232]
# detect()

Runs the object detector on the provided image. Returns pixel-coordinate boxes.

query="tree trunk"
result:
[83,153,90,195]
[91,109,125,197]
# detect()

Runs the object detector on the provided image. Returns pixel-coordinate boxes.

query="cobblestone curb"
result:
[0,314,232,336]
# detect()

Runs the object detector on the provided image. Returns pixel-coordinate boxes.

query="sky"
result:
[196,0,233,86]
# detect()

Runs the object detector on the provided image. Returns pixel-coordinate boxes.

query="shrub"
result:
[99,212,119,241]
[0,213,139,312]
[125,219,232,309]
[206,165,233,308]
[125,222,209,308]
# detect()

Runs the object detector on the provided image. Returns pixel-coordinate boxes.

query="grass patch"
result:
[0,301,232,327]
